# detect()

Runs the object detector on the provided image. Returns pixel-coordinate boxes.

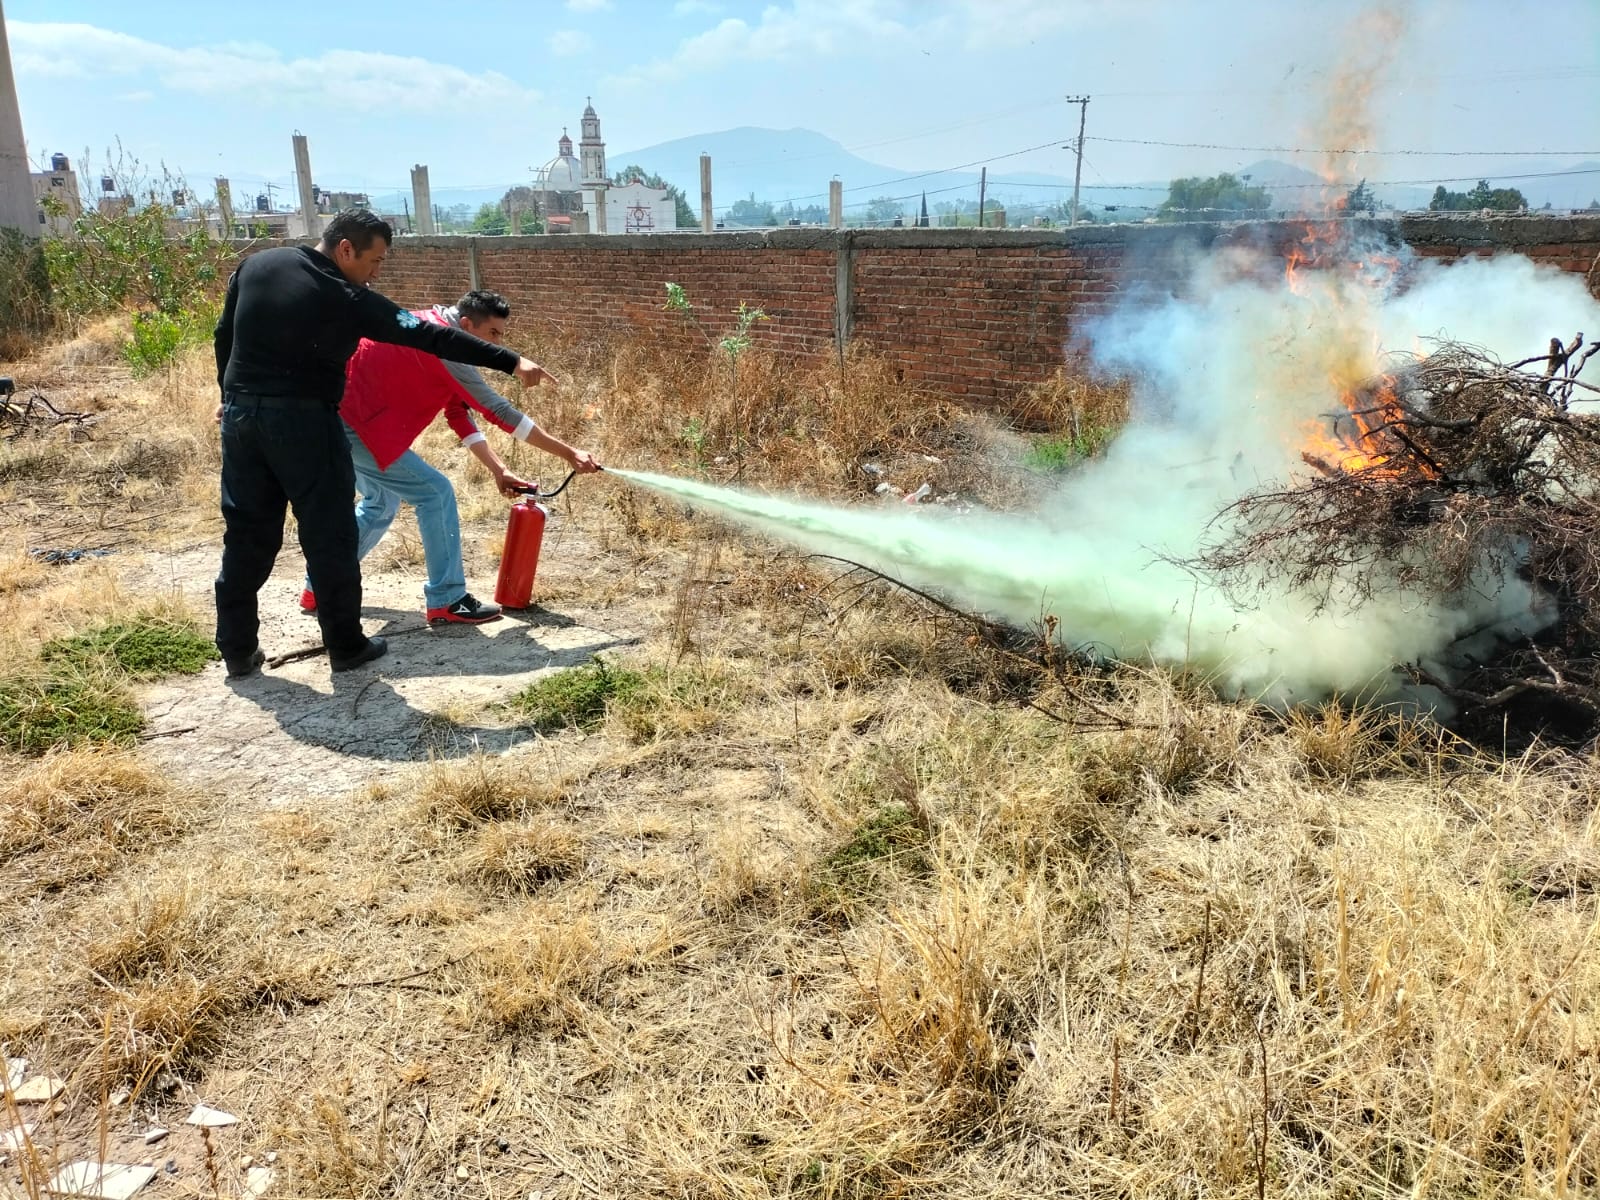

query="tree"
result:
[1158,173,1270,220]
[865,195,905,226]
[611,163,696,228]
[1344,178,1377,215]
[1429,179,1527,212]
[471,202,509,235]
[726,194,777,227]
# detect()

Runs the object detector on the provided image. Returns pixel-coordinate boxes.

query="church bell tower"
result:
[579,98,607,187]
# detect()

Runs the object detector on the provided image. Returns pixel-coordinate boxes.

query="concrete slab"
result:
[47,1162,156,1200]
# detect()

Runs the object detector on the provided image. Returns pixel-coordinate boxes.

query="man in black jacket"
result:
[212,209,554,677]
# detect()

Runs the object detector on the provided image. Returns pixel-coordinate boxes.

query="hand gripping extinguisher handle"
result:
[512,469,584,500]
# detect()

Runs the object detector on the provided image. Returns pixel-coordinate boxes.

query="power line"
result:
[1087,136,1600,157]
[710,136,1072,214]
[973,167,1600,193]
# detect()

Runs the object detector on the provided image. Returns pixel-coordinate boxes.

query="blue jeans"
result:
[305,425,466,611]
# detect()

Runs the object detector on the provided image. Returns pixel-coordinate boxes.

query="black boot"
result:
[330,635,388,673]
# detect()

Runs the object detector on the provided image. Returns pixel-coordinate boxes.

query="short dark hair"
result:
[320,209,392,253]
[457,289,511,321]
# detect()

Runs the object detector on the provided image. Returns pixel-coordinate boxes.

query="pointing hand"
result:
[514,357,560,388]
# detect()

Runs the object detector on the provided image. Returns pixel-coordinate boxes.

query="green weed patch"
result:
[1022,427,1116,472]
[505,659,647,733]
[44,615,218,679]
[0,671,144,754]
[808,802,931,921]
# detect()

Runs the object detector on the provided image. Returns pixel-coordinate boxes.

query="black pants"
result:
[215,392,367,663]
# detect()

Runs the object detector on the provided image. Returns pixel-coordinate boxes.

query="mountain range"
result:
[369,127,1600,224]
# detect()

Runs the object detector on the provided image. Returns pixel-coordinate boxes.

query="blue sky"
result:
[7,0,1599,202]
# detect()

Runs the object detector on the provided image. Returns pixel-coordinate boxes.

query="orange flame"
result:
[1299,373,1414,477]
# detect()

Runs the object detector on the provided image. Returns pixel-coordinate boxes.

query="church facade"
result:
[534,100,677,234]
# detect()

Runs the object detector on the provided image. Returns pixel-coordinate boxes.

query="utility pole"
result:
[410,164,434,234]
[215,177,234,239]
[828,178,842,229]
[291,131,319,238]
[699,153,713,233]
[0,0,36,236]
[264,181,279,210]
[1067,95,1089,227]
[977,167,986,228]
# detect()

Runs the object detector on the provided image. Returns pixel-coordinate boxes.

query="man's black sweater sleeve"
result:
[351,289,520,375]
[214,271,240,388]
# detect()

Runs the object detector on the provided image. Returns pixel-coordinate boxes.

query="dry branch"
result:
[1197,336,1600,741]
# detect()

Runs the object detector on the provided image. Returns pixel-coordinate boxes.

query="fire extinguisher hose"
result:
[513,467,597,501]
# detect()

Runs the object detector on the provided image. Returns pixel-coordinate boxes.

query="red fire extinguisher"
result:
[494,470,580,610]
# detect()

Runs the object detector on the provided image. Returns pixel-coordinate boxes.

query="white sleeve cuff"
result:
[461,432,487,449]
[513,415,536,442]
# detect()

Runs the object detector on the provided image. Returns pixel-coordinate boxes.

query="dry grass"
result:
[452,819,587,895]
[408,752,575,828]
[3,321,1598,1200]
[0,746,189,892]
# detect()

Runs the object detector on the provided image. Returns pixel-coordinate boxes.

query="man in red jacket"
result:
[301,289,600,624]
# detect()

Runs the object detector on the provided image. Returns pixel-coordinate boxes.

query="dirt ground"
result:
[131,537,648,806]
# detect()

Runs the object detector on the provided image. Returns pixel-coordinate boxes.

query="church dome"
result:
[539,131,581,191]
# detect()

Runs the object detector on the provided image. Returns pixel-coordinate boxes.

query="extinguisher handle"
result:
[514,470,579,500]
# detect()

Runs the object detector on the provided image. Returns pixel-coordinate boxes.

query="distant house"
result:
[31,153,80,235]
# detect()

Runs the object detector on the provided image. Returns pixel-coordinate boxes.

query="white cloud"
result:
[548,29,594,57]
[8,21,541,115]
[950,0,1165,48]
[609,0,909,86]
[565,0,611,11]
[672,0,723,13]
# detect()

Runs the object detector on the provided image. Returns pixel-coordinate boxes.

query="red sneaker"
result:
[299,588,317,614]
[426,593,502,625]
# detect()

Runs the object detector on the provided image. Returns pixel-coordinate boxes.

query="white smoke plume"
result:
[617,243,1600,704]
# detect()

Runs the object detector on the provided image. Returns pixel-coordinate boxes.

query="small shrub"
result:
[0,228,53,355]
[505,658,646,733]
[123,305,219,377]
[808,802,931,921]
[44,615,219,678]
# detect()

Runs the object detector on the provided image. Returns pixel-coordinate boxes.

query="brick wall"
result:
[229,215,1600,408]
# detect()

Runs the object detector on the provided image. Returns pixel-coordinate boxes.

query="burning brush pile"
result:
[1201,333,1600,742]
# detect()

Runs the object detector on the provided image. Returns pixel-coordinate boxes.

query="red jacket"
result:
[340,308,519,470]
